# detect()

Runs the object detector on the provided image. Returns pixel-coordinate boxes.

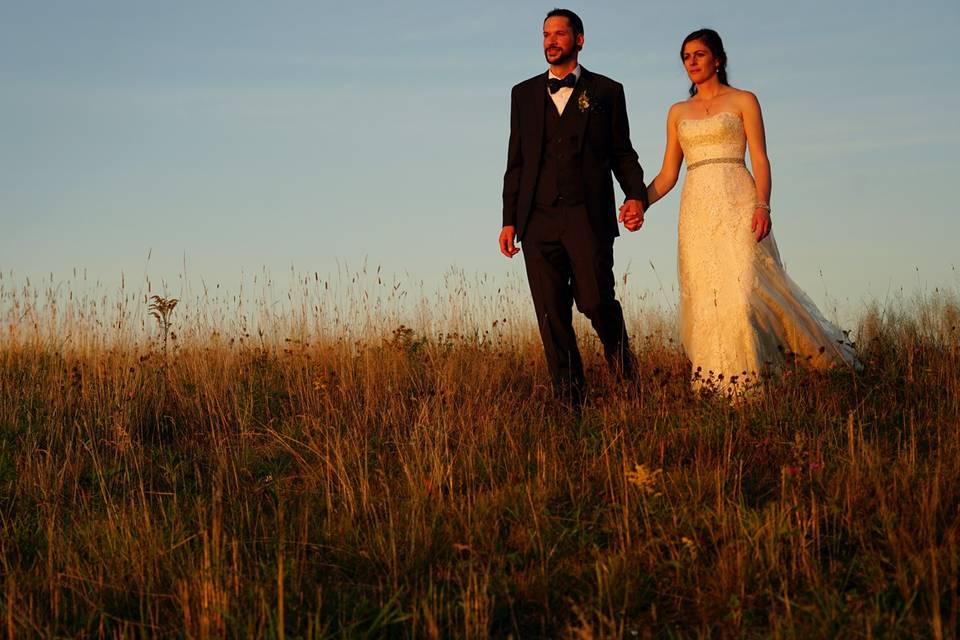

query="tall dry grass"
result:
[1,268,958,638]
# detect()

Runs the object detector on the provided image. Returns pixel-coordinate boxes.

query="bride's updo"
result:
[681,28,728,96]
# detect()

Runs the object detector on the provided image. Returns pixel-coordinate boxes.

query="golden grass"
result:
[1,269,958,637]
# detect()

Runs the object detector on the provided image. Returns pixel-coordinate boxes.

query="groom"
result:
[499,8,647,408]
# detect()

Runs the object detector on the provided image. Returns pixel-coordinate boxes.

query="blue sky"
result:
[2,1,958,315]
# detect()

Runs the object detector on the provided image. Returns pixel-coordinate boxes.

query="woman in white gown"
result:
[621,29,857,390]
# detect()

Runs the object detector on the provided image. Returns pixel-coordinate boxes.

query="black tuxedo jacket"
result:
[501,67,648,240]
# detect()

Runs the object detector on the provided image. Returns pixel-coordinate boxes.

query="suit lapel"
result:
[572,67,593,152]
[529,72,548,159]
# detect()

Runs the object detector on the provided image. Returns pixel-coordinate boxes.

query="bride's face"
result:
[682,40,718,84]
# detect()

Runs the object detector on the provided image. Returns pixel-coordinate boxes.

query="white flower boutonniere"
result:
[578,91,590,113]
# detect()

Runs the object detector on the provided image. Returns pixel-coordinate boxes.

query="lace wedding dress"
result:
[676,112,857,388]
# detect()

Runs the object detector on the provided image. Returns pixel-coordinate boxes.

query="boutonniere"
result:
[578,91,590,112]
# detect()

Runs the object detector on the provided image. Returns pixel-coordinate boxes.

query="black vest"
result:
[534,92,586,206]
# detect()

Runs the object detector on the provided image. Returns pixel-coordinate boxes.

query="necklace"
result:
[700,93,718,115]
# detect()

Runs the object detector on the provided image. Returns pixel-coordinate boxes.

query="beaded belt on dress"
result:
[687,157,745,171]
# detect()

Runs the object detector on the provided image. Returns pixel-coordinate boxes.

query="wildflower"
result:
[625,464,662,495]
[312,369,338,394]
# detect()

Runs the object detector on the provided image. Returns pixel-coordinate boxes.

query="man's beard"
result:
[544,45,575,66]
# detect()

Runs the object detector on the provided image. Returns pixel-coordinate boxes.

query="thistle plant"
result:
[148,294,178,362]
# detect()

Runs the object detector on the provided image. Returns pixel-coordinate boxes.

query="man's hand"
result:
[751,208,772,242]
[618,199,645,232]
[499,225,520,258]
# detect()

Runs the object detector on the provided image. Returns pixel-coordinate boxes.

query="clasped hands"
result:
[500,199,647,258]
[618,199,645,232]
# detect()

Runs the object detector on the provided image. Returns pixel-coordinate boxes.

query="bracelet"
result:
[755,202,771,212]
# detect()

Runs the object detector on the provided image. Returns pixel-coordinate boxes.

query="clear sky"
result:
[2,1,958,317]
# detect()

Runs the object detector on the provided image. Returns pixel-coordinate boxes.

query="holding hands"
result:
[618,198,645,232]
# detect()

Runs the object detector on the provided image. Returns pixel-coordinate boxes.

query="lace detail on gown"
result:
[676,112,857,389]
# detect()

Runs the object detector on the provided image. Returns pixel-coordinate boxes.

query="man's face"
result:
[543,16,582,66]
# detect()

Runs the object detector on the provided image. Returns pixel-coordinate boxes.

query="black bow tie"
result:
[547,74,577,94]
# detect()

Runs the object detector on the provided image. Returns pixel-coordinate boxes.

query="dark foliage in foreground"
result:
[1,300,959,638]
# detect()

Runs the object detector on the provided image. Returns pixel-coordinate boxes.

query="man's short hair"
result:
[545,8,584,37]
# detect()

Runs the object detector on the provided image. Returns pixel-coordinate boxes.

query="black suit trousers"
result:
[522,203,636,401]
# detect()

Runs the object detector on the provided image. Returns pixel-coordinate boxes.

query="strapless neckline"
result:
[677,111,742,127]
[677,110,747,167]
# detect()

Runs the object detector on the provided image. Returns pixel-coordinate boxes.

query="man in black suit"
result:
[499,8,647,408]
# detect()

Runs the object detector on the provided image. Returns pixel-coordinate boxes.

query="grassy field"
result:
[1,271,959,638]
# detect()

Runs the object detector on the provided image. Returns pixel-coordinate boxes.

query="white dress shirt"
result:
[547,65,581,115]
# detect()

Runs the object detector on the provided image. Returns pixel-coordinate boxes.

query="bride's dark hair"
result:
[681,29,728,96]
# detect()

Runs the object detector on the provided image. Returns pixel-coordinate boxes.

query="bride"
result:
[621,28,857,390]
